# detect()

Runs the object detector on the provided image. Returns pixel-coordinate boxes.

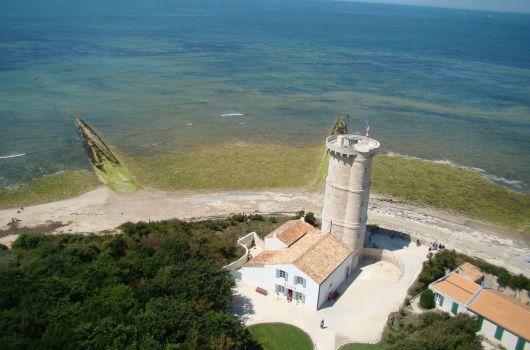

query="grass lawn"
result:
[0,170,101,210]
[248,323,314,350]
[339,342,387,350]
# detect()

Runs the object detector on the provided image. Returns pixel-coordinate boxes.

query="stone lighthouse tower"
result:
[321,133,380,269]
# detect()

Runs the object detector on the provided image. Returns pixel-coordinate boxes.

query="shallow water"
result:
[0,0,529,192]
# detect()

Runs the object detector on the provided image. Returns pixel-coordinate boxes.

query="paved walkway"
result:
[232,240,428,350]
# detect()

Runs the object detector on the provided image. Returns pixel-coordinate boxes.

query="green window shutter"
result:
[439,295,444,306]
[478,317,484,330]
[301,294,305,304]
[451,302,459,315]
[494,326,504,340]
[276,269,280,278]
[285,272,288,281]
[516,337,525,350]
[303,278,306,288]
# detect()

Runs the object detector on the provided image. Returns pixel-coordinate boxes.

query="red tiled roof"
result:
[469,289,530,341]
[248,231,353,284]
[266,220,318,247]
[432,273,481,304]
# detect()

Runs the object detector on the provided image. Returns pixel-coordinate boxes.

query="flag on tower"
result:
[365,122,371,137]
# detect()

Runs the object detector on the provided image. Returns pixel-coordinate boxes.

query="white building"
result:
[240,219,353,310]
[429,266,530,350]
[238,132,379,310]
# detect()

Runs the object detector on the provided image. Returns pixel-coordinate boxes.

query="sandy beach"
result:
[1,187,529,277]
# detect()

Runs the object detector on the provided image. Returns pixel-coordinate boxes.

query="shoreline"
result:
[2,148,528,195]
[1,187,528,277]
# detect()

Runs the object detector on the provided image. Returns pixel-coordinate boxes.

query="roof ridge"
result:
[268,220,297,237]
[466,287,483,307]
[484,289,530,312]
[448,273,480,293]
[293,233,327,265]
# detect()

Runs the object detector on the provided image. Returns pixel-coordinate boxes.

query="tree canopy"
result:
[0,218,266,350]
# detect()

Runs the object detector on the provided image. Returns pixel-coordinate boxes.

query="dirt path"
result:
[1,187,528,276]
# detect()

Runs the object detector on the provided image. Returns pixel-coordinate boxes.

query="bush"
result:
[383,312,481,350]
[294,210,317,226]
[420,289,435,309]
[304,212,317,226]
[411,250,530,296]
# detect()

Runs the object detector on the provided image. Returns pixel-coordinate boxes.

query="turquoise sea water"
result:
[1,0,529,192]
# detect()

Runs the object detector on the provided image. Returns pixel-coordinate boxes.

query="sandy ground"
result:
[0,187,529,276]
[233,236,428,349]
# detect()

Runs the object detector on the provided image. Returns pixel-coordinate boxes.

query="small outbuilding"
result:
[429,267,530,350]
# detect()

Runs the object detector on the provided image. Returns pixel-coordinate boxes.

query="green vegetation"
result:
[372,155,530,233]
[294,210,318,226]
[341,311,480,350]
[76,119,139,192]
[126,143,322,191]
[339,343,386,350]
[2,125,529,234]
[384,312,480,350]
[314,152,329,187]
[419,289,435,309]
[331,115,349,135]
[409,249,530,296]
[0,170,101,210]
[248,323,313,350]
[0,216,296,349]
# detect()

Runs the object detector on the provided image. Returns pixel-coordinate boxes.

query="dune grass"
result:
[125,143,323,191]
[0,170,101,210]
[248,323,314,350]
[372,155,530,233]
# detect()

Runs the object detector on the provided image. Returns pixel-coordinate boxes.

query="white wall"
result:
[240,264,320,309]
[476,317,526,350]
[238,232,263,249]
[264,236,287,250]
[224,232,263,272]
[317,254,354,308]
[240,254,354,310]
[429,287,467,315]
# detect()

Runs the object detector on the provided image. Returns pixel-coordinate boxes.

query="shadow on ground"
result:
[365,225,412,251]
[232,290,256,322]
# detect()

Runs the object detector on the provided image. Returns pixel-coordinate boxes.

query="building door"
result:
[287,289,293,301]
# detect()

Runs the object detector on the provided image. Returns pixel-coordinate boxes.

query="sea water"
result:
[0,0,529,192]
